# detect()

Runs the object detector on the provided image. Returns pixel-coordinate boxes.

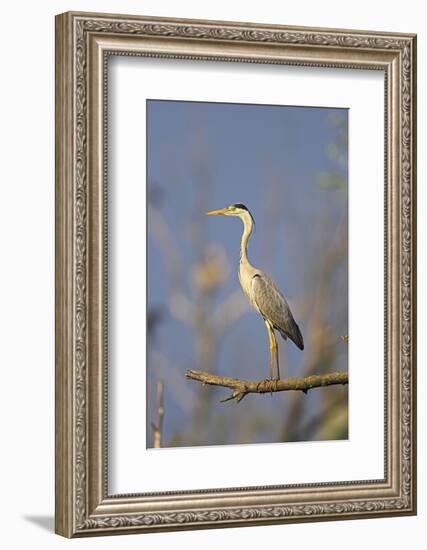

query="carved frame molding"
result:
[55,11,416,537]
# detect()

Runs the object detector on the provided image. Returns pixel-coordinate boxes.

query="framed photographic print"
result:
[55,11,417,537]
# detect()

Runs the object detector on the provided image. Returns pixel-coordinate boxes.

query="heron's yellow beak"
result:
[206,208,228,216]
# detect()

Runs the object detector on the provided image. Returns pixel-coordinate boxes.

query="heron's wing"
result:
[252,273,304,350]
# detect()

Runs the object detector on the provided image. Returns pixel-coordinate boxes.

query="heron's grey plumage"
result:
[251,273,304,350]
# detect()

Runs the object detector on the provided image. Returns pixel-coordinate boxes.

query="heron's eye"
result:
[229,206,236,211]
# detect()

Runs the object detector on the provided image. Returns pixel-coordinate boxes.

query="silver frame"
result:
[55,11,417,537]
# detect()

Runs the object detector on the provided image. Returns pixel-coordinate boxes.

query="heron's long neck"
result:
[240,214,253,265]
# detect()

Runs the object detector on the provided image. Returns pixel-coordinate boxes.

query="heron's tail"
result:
[279,322,304,351]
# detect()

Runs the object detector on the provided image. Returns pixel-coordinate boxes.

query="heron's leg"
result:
[272,331,280,380]
[264,320,275,381]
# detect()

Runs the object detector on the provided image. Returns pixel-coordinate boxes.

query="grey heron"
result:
[207,203,304,381]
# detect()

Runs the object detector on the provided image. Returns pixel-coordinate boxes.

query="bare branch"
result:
[186,369,348,403]
[151,381,164,448]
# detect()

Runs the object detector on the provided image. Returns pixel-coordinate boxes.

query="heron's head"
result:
[206,203,254,224]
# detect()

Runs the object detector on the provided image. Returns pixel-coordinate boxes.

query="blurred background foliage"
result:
[147,99,348,448]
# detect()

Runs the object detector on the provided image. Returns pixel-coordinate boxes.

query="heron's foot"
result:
[261,378,279,394]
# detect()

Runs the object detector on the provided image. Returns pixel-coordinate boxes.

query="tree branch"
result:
[185,369,348,403]
[151,381,164,448]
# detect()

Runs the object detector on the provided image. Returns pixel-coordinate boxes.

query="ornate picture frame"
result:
[55,11,416,537]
